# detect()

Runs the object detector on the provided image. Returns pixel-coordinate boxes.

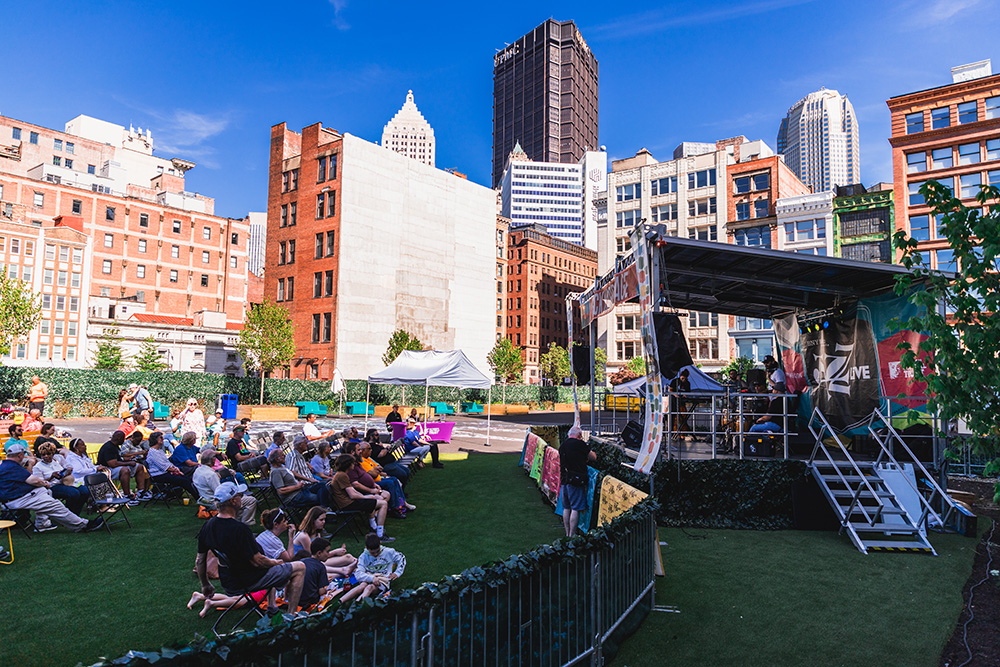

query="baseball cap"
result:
[213,481,248,503]
[5,442,27,456]
[215,408,223,414]
[762,355,777,366]
[233,425,246,433]
[129,383,139,389]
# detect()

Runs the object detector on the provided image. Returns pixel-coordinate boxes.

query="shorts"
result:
[106,464,137,480]
[560,484,589,511]
[339,498,378,515]
[248,562,294,592]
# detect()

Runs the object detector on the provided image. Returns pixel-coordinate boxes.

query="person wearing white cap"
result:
[0,443,104,533]
[193,449,257,525]
[195,481,307,620]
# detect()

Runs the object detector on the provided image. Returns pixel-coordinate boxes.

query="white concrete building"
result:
[334,134,496,378]
[776,88,860,192]
[381,91,436,167]
[246,211,266,277]
[776,190,835,256]
[499,144,606,249]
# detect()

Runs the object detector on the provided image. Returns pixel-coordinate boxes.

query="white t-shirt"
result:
[63,451,98,483]
[33,458,67,482]
[769,368,786,387]
[256,530,286,559]
[302,422,322,440]
[192,465,220,504]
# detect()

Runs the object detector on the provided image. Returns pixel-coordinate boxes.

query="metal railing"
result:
[808,407,884,528]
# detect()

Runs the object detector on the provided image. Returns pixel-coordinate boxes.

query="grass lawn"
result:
[0,453,563,667]
[612,526,981,667]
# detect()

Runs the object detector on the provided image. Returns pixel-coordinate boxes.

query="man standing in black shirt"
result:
[559,426,596,537]
[195,481,307,620]
[385,404,402,432]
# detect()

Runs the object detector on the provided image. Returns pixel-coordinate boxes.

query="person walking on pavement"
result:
[28,376,49,416]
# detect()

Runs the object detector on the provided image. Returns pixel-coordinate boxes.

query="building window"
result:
[230,256,238,269]
[71,199,82,214]
[71,271,80,287]
[323,312,331,342]
[11,127,21,140]
[734,176,751,193]
[615,209,641,228]
[905,112,924,134]
[56,295,65,310]
[33,192,44,208]
[752,173,769,191]
[650,177,677,196]
[312,314,321,343]
[959,173,981,199]
[68,321,77,336]
[753,199,769,218]
[986,96,1000,120]
[324,270,333,296]
[286,277,294,300]
[20,266,31,282]
[688,225,717,241]
[44,244,54,259]
[231,233,239,245]
[281,204,288,227]
[316,193,325,219]
[615,183,640,202]
[289,202,297,226]
[104,233,113,248]
[936,249,957,272]
[687,197,716,217]
[87,164,95,174]
[41,294,51,309]
[43,269,53,285]
[287,240,295,264]
[200,274,209,287]
[202,250,210,264]
[908,182,925,206]
[909,214,931,242]
[167,269,177,283]
[687,169,716,189]
[617,341,637,359]
[277,278,285,301]
[734,226,771,248]
[906,151,926,173]
[52,156,62,167]
[65,159,73,169]
[931,147,952,170]
[290,169,298,191]
[314,233,323,259]
[172,220,181,233]
[325,191,335,217]
[329,154,338,179]
[72,248,81,263]
[958,142,981,166]
[138,239,147,253]
[930,107,950,130]
[990,169,1000,188]
[137,265,146,279]
[651,203,677,222]
[736,202,750,221]
[326,231,335,256]
[616,237,632,255]
[54,139,63,151]
[65,142,74,154]
[313,272,322,298]
[785,218,826,242]
[171,245,179,258]
[958,101,978,124]
[29,132,38,145]
[105,206,115,221]
[278,242,286,265]
[56,270,67,287]
[986,138,1000,161]
[317,156,327,182]
[139,213,148,227]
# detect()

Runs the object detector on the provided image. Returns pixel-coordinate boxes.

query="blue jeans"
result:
[51,484,89,514]
[377,476,406,511]
[288,482,331,509]
[382,462,410,486]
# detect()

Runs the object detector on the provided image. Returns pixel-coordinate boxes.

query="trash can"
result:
[217,394,238,420]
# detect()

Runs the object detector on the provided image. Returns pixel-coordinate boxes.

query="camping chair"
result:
[240,459,276,509]
[388,441,419,473]
[84,473,133,533]
[0,499,34,539]
[270,483,305,525]
[324,508,362,541]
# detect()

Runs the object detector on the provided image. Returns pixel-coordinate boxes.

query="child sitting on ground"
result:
[355,532,407,596]
[298,538,375,612]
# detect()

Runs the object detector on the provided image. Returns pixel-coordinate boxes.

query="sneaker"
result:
[432,463,445,469]
[84,517,106,532]
[136,490,153,501]
[380,535,396,544]
[35,522,57,533]
[404,503,416,511]
[125,496,140,506]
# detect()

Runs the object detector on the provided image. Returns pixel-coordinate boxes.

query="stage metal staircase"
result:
[807,408,961,555]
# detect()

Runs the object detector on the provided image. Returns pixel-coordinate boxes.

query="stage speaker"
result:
[745,434,775,457]
[572,344,591,385]
[653,312,693,378]
[745,368,766,387]
[621,420,644,450]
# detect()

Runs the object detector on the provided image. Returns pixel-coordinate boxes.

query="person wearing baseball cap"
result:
[0,443,104,533]
[195,481,307,621]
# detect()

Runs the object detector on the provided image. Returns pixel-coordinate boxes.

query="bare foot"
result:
[187,591,204,609]
[199,599,214,618]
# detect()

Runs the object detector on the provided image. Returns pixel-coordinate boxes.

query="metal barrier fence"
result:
[258,506,658,667]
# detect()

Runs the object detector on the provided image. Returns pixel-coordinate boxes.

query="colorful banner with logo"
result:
[597,476,649,526]
[630,227,665,474]
[579,255,639,325]
[554,466,600,532]
[540,446,561,505]
[773,288,931,434]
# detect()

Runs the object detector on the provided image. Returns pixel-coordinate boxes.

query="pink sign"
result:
[523,433,539,472]
[389,421,456,443]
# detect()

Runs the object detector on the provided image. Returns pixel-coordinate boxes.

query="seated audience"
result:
[0,443,104,533]
[193,449,257,525]
[21,408,43,433]
[363,428,410,485]
[290,506,357,577]
[310,442,334,481]
[4,423,30,462]
[205,408,226,448]
[32,442,89,514]
[145,432,197,496]
[97,430,151,503]
[256,508,296,562]
[63,438,108,483]
[297,538,374,609]
[403,418,443,469]
[302,413,338,444]
[32,422,61,456]
[133,413,154,441]
[226,425,265,469]
[358,441,414,514]
[195,481,306,620]
[267,449,332,509]
[356,532,407,595]
[169,432,201,473]
[330,454,393,543]
[341,442,394,512]
[288,435,321,481]
[264,431,285,460]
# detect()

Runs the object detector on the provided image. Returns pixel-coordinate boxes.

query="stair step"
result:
[821,475,883,484]
[862,540,934,553]
[831,489,895,499]
[845,506,907,515]
[851,523,920,533]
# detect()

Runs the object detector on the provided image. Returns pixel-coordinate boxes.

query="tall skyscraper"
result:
[382,90,435,167]
[776,88,860,192]
[492,19,599,188]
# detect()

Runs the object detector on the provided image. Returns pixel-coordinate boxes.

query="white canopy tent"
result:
[366,350,494,445]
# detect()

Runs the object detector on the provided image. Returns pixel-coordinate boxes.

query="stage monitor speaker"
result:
[621,420,644,451]
[653,312,693,378]
[572,344,591,385]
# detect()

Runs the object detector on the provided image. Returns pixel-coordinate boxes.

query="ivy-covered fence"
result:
[87,499,659,667]
[0,367,597,417]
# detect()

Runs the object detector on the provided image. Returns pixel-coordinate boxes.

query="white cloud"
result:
[587,0,816,40]
[141,109,231,169]
[329,0,349,30]
[899,0,988,29]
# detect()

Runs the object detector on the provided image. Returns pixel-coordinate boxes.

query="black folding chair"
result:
[0,500,35,539]
[325,508,362,542]
[240,459,277,509]
[84,473,133,533]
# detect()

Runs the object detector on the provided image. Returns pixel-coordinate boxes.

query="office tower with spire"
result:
[492,19,599,188]
[776,88,860,192]
[382,90,435,167]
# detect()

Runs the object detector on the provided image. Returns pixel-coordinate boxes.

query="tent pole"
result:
[589,318,596,436]
[424,383,429,430]
[364,382,370,432]
[486,384,492,447]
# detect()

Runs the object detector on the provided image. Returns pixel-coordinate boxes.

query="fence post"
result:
[591,551,602,666]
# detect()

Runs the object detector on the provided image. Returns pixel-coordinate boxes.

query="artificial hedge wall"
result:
[0,367,599,418]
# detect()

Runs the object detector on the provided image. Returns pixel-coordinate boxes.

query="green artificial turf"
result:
[612,526,981,667]
[0,453,563,667]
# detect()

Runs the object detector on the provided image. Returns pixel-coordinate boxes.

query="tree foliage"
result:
[539,342,572,385]
[721,356,756,381]
[382,329,424,366]
[0,268,41,361]
[133,336,168,372]
[235,300,296,404]
[893,181,1000,491]
[626,356,646,375]
[487,337,525,382]
[93,328,127,370]
[594,346,608,384]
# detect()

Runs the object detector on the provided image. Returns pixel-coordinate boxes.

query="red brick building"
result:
[505,224,597,383]
[887,60,1000,269]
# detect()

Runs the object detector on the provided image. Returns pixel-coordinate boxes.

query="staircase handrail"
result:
[808,407,884,527]
[869,408,958,531]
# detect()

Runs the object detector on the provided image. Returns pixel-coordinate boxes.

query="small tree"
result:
[133,336,168,371]
[893,180,1000,498]
[382,329,424,366]
[93,328,127,370]
[594,346,608,384]
[539,342,572,385]
[0,267,41,362]
[721,356,756,381]
[487,337,524,382]
[626,356,646,375]
[235,300,296,404]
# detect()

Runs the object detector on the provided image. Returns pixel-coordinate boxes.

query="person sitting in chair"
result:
[364,428,409,485]
[402,419,443,469]
[268,449,332,509]
[302,413,338,444]
[97,430,151,504]
[194,449,257,525]
[145,432,197,497]
[32,442,89,514]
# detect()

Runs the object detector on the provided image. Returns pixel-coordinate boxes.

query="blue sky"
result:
[2,0,997,218]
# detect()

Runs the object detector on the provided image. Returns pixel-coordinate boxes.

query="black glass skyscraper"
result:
[492,19,599,188]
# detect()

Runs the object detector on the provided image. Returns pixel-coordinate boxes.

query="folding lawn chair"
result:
[0,499,34,539]
[84,473,133,533]
[325,508,362,542]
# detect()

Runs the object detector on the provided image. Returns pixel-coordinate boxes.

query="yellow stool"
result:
[0,519,14,565]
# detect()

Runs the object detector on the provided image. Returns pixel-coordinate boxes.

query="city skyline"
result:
[2,0,997,218]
